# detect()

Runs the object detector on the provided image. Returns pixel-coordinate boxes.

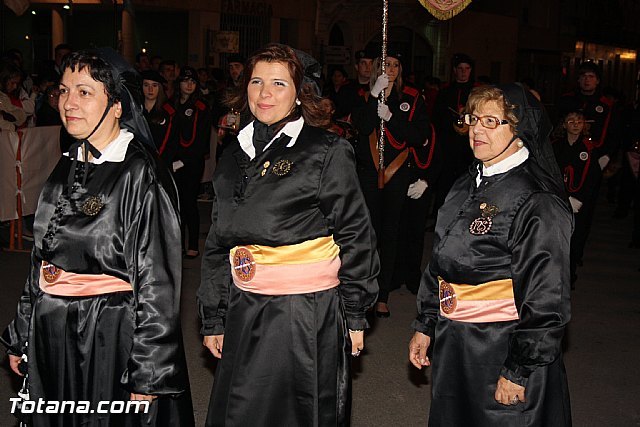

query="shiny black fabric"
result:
[413,160,573,426]
[206,286,350,427]
[198,123,379,425]
[2,138,194,426]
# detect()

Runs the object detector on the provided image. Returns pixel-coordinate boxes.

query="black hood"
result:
[498,82,564,193]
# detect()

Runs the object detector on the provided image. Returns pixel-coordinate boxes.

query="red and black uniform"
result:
[553,135,601,284]
[144,102,174,158]
[431,80,479,211]
[556,91,619,159]
[351,84,430,302]
[164,96,212,253]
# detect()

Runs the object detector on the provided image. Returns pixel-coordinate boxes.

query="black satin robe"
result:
[197,123,379,426]
[413,160,572,427]
[2,138,194,427]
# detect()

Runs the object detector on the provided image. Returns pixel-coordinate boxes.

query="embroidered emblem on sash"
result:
[272,159,292,176]
[399,102,410,112]
[439,281,457,314]
[233,247,256,282]
[81,196,104,216]
[42,261,61,283]
[579,151,589,161]
[469,202,499,235]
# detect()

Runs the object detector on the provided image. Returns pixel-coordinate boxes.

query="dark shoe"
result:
[184,250,200,259]
[375,302,390,318]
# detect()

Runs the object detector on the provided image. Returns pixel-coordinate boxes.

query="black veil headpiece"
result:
[293,48,322,97]
[498,82,565,195]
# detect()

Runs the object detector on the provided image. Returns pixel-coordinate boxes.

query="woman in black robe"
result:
[2,48,194,427]
[197,43,379,426]
[409,84,572,426]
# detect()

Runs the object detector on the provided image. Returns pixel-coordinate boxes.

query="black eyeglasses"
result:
[463,113,509,129]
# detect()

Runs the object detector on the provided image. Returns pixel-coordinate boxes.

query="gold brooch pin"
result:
[272,159,292,176]
[469,202,499,235]
[81,195,104,216]
[261,161,271,177]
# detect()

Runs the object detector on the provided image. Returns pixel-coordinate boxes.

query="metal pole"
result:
[377,0,388,189]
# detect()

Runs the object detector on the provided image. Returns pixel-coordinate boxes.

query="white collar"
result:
[237,117,305,160]
[64,129,133,164]
[476,146,529,186]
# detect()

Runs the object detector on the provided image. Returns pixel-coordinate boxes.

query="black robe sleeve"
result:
[120,174,189,395]
[1,253,37,356]
[197,194,231,336]
[411,262,440,338]
[318,139,380,330]
[501,192,572,386]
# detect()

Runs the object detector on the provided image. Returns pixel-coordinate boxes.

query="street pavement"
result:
[0,190,639,426]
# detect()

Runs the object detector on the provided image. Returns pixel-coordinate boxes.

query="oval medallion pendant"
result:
[439,281,457,314]
[233,247,256,282]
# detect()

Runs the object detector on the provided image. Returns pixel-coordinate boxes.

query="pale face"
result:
[160,65,176,82]
[248,61,297,126]
[179,79,197,97]
[142,79,160,102]
[59,67,122,147]
[320,98,334,115]
[564,113,585,137]
[5,76,21,94]
[331,69,347,87]
[468,100,518,166]
[356,58,372,82]
[578,72,599,95]
[229,63,244,82]
[454,63,472,83]
[384,57,400,83]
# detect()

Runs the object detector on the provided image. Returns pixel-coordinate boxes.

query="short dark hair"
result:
[225,43,325,127]
[60,50,120,103]
[0,60,23,92]
[55,43,72,53]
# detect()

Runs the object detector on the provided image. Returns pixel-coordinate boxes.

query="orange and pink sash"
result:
[230,236,341,295]
[438,277,519,323]
[39,261,132,297]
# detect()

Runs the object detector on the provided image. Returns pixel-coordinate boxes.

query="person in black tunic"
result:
[552,110,601,288]
[430,53,478,213]
[351,50,430,316]
[164,66,213,259]
[409,84,572,426]
[141,70,172,154]
[2,48,194,426]
[197,43,379,427]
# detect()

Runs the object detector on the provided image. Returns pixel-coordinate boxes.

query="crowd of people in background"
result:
[2,42,640,279]
[2,38,640,426]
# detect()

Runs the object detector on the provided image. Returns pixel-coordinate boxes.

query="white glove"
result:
[377,103,393,122]
[370,73,390,98]
[407,179,428,199]
[598,155,610,170]
[568,196,583,213]
[172,160,185,172]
